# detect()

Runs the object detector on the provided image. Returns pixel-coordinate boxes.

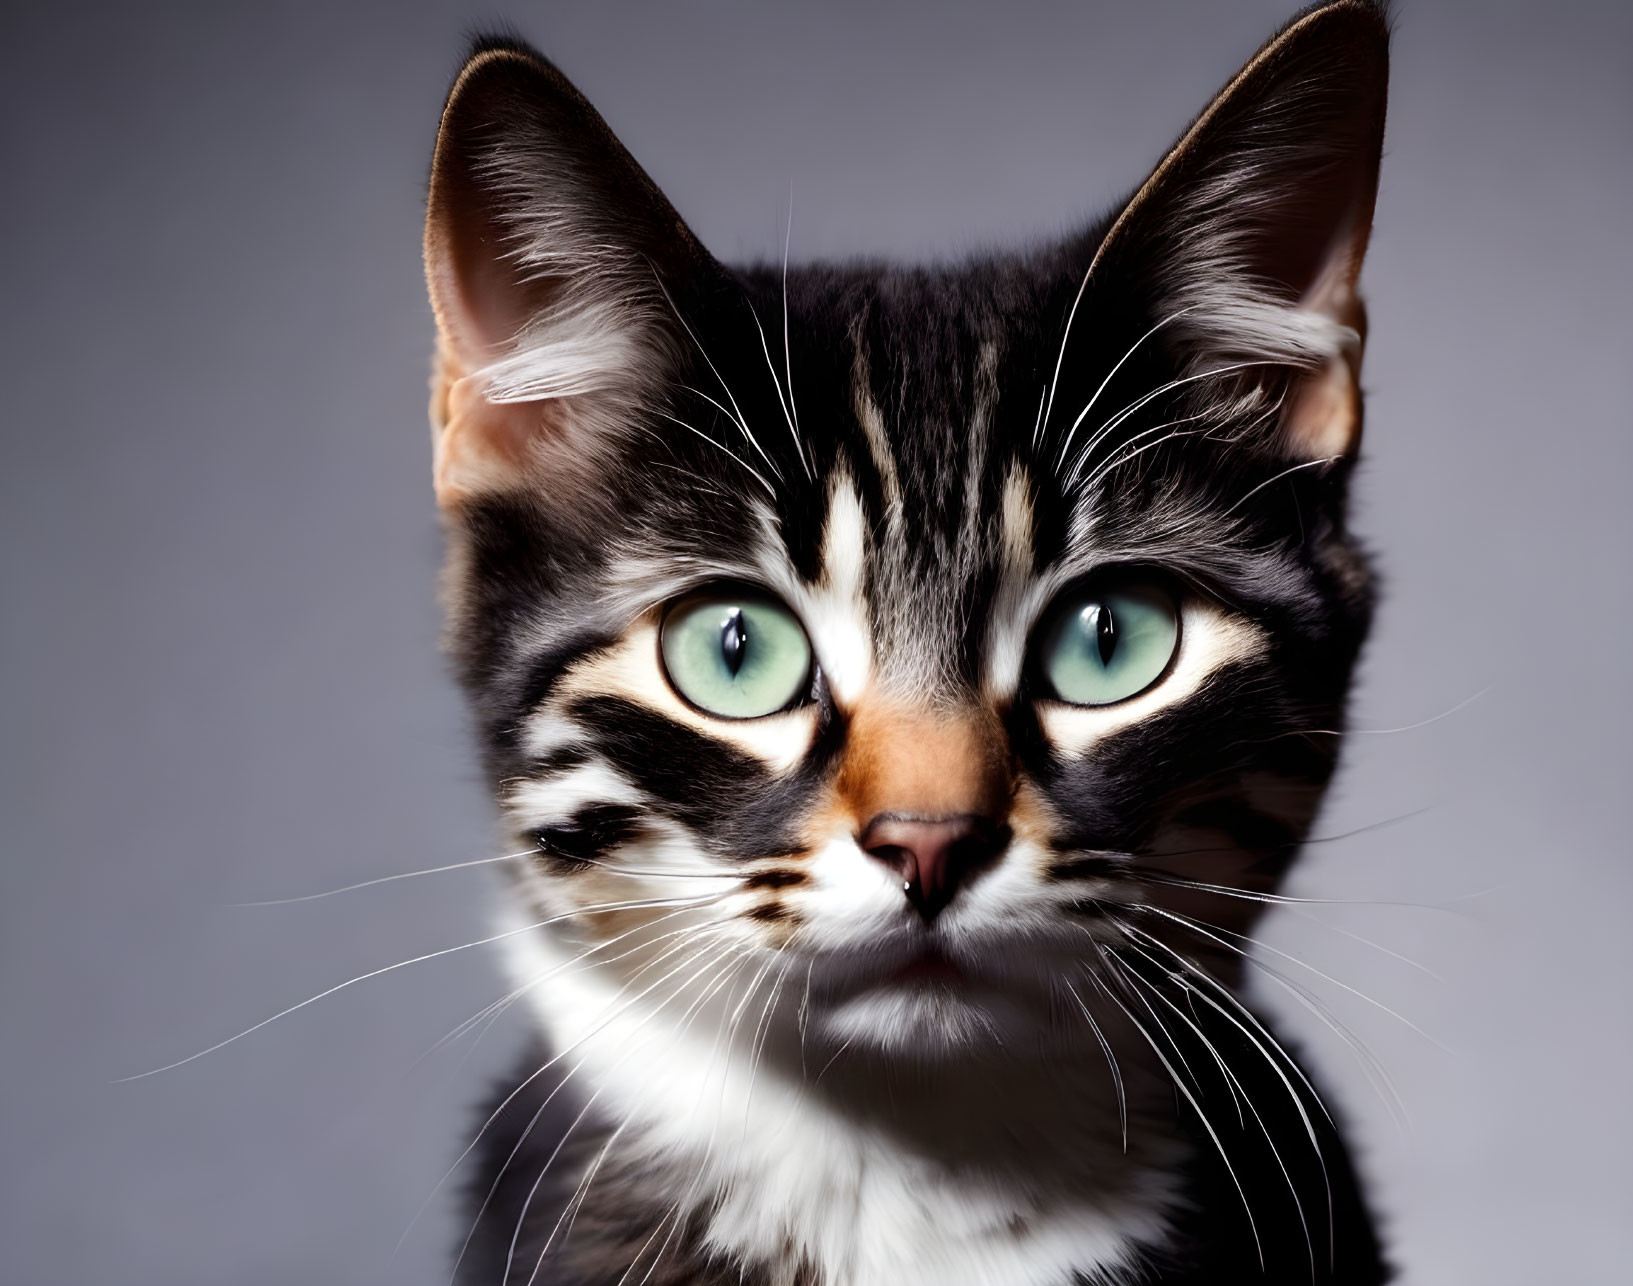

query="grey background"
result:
[2,1,1628,1282]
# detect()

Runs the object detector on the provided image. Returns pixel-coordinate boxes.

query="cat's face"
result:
[424,12,1385,1060]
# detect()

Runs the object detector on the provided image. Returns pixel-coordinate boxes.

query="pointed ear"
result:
[424,39,711,508]
[1092,0,1389,459]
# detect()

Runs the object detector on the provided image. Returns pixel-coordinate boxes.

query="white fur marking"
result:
[983,468,1038,701]
[507,924,1178,1286]
[1039,600,1263,754]
[795,477,874,707]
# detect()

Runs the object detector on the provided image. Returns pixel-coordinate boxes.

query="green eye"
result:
[1039,582,1180,707]
[660,592,813,719]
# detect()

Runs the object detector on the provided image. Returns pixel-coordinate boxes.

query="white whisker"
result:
[609,948,759,1286]
[781,192,803,451]
[1070,416,1212,494]
[1085,957,1265,1268]
[456,931,740,1283]
[1052,306,1197,465]
[1140,877,1443,981]
[1141,904,1449,1053]
[393,911,731,1263]
[520,943,753,1286]
[650,407,776,498]
[1070,358,1282,481]
[1137,905,1413,1125]
[1297,685,1495,738]
[647,268,780,485]
[119,891,733,1081]
[1220,457,1339,519]
[1122,955,1318,1277]
[504,1083,608,1286]
[1121,926,1333,1129]
[1062,976,1128,1151]
[574,854,747,881]
[746,294,812,482]
[230,849,534,907]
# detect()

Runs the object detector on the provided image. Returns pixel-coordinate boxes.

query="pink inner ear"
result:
[1080,3,1385,462]
[1282,350,1361,460]
[425,130,550,375]
[430,349,554,508]
[429,242,529,375]
[1279,220,1371,460]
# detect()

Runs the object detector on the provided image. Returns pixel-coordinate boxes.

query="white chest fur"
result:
[508,930,1181,1286]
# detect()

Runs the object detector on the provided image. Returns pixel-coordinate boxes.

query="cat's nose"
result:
[859,813,1010,924]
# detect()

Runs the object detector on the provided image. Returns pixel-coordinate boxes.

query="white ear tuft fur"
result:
[423,44,705,506]
[457,137,675,406]
[1094,1,1388,456]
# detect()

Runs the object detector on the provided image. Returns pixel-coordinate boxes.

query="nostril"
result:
[858,813,1008,923]
[863,843,914,878]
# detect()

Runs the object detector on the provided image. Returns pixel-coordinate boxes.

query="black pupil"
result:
[1091,601,1117,666]
[720,608,748,676]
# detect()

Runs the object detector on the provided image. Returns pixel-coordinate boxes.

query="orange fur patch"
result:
[834,700,1013,828]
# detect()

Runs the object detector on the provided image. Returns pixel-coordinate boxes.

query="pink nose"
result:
[859,813,1009,924]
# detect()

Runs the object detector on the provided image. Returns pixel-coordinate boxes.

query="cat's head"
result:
[423,3,1387,1060]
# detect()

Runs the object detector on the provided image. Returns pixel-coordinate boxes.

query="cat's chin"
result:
[812,975,1040,1059]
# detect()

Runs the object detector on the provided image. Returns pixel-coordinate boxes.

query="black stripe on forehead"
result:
[852,288,969,542]
[565,694,846,859]
[853,276,1053,548]
[670,268,880,582]
[727,260,1080,604]
[951,557,1004,689]
[737,261,1056,560]
[818,276,1050,689]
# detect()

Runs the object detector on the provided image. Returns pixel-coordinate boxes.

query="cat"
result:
[420,2,1392,1282]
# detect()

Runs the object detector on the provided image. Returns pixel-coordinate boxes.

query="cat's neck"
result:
[511,931,1186,1285]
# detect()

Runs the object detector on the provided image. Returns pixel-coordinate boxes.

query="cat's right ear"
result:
[424,40,710,509]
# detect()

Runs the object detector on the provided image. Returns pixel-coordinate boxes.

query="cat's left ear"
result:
[1093,0,1389,459]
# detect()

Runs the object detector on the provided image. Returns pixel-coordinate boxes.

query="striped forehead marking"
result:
[983,466,1040,702]
[794,474,873,709]
[957,339,1000,569]
[848,321,903,546]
